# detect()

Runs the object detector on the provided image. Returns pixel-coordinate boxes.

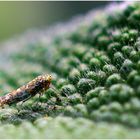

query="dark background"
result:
[0,1,111,42]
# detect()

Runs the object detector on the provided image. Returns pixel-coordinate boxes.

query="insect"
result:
[0,75,52,108]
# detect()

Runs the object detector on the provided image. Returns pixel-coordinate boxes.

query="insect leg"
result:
[33,92,42,107]
[22,95,32,103]
[38,92,42,106]
[49,84,62,103]
[17,95,32,110]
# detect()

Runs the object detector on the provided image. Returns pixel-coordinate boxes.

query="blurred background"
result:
[0,1,111,42]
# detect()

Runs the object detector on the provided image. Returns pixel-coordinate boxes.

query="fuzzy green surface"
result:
[0,1,140,138]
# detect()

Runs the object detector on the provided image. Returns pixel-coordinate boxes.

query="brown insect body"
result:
[0,75,52,107]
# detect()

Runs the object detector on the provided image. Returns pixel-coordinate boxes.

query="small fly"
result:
[0,75,52,108]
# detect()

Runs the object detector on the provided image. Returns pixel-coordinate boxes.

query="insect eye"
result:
[46,75,52,82]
